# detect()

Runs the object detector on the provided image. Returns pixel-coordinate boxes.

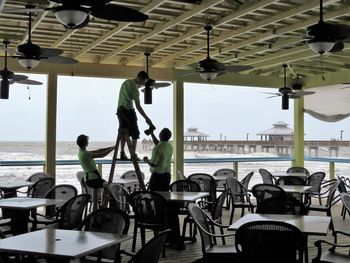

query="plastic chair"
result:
[77,207,130,263]
[108,183,133,218]
[305,172,326,205]
[76,171,97,213]
[187,203,238,263]
[313,231,350,263]
[129,191,168,256]
[256,197,308,215]
[212,168,235,192]
[235,221,305,263]
[340,192,350,219]
[252,183,287,206]
[240,171,254,191]
[24,172,51,197]
[121,170,145,192]
[286,166,310,176]
[188,173,217,211]
[276,176,306,186]
[27,177,55,198]
[226,177,254,224]
[258,168,276,185]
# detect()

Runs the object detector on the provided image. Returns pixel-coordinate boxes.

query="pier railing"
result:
[0,157,348,179]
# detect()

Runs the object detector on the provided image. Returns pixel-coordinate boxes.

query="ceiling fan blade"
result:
[289,94,301,99]
[294,90,315,96]
[329,42,344,53]
[1,47,19,55]
[259,91,280,95]
[223,65,253,73]
[16,79,43,85]
[0,7,45,13]
[80,0,112,6]
[12,74,28,81]
[266,95,280,99]
[17,0,50,6]
[90,4,148,22]
[45,56,78,64]
[179,72,197,77]
[40,48,63,57]
[151,82,171,88]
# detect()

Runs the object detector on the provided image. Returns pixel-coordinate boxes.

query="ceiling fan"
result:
[3,11,78,69]
[261,64,315,110]
[143,52,171,104]
[1,40,42,99]
[193,25,253,81]
[2,0,148,30]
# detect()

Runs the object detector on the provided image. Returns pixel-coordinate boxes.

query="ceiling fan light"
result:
[0,80,10,99]
[18,58,40,69]
[282,94,289,110]
[55,9,88,29]
[200,72,218,81]
[309,41,335,55]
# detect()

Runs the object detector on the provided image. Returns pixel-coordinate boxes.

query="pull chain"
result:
[27,86,31,100]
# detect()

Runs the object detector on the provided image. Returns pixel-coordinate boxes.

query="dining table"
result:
[0,228,132,263]
[0,197,62,235]
[228,213,331,263]
[0,180,33,198]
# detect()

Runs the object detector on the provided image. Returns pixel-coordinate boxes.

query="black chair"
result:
[76,171,99,213]
[129,191,168,256]
[212,168,235,193]
[276,176,306,186]
[256,197,308,215]
[336,176,350,219]
[125,230,171,263]
[170,180,200,244]
[235,221,305,263]
[340,192,350,219]
[48,193,90,230]
[225,177,254,224]
[286,166,310,176]
[188,173,217,210]
[305,172,326,205]
[77,207,130,263]
[121,170,145,192]
[27,177,55,198]
[251,183,287,206]
[188,203,238,263]
[240,171,254,191]
[313,231,350,263]
[308,180,340,231]
[258,168,276,185]
[10,172,51,198]
[108,183,133,218]
[30,184,78,230]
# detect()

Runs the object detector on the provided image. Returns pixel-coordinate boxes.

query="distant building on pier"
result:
[257,121,294,141]
[184,127,209,142]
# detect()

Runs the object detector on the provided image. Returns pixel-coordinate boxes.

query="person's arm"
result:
[150,130,159,145]
[143,156,155,167]
[90,146,115,158]
[135,102,153,126]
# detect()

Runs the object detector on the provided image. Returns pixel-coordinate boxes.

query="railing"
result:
[0,156,348,179]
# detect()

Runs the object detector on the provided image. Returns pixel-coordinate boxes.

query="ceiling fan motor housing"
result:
[18,42,42,59]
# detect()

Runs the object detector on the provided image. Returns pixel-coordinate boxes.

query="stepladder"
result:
[101,128,146,207]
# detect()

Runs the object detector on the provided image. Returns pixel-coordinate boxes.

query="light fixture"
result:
[199,71,218,81]
[144,79,155,104]
[18,58,40,69]
[0,79,10,99]
[309,40,335,55]
[54,7,88,29]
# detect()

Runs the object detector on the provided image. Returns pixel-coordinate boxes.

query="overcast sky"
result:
[0,73,349,141]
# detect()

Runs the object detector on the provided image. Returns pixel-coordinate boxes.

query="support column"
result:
[293,96,304,167]
[45,71,57,178]
[173,80,184,181]
[329,162,335,180]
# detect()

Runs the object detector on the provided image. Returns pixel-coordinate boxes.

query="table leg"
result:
[304,235,309,263]
[8,209,30,235]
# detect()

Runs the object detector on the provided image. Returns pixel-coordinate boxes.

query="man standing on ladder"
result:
[117,71,155,160]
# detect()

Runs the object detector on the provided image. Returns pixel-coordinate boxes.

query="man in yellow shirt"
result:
[117,71,154,160]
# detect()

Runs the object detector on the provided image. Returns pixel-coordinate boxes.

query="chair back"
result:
[258,168,275,185]
[26,172,51,182]
[29,177,55,198]
[129,229,170,263]
[129,191,168,228]
[240,171,254,190]
[325,180,340,208]
[188,173,217,206]
[211,188,230,222]
[340,193,350,213]
[170,180,200,192]
[276,176,305,186]
[57,194,90,229]
[187,204,215,254]
[45,184,78,216]
[108,183,131,213]
[226,177,247,203]
[235,221,304,263]
[286,167,310,176]
[256,197,308,215]
[305,172,325,193]
[213,169,235,190]
[252,184,287,205]
[76,171,92,196]
[121,170,145,192]
[78,207,130,260]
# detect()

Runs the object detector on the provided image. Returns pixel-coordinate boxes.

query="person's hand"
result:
[143,156,149,163]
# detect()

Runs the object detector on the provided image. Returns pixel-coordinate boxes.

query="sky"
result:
[0,73,349,141]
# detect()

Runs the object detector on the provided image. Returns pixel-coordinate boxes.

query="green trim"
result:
[293,96,304,166]
[173,80,184,181]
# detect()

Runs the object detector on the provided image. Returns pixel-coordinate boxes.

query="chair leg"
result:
[140,227,146,246]
[220,227,225,245]
[229,206,235,225]
[240,207,245,217]
[132,224,137,252]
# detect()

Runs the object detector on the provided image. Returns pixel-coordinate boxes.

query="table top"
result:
[228,213,330,236]
[156,191,209,202]
[0,197,60,209]
[0,180,32,190]
[272,172,307,178]
[113,178,139,185]
[0,229,131,259]
[279,185,312,193]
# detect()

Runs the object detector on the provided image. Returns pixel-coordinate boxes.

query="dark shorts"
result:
[148,172,171,191]
[117,107,140,140]
[85,170,105,189]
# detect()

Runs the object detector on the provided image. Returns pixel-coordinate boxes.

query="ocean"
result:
[0,141,349,193]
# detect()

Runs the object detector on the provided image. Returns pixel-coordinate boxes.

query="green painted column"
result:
[293,96,304,167]
[329,162,335,180]
[45,71,57,178]
[173,80,184,181]
[233,162,238,178]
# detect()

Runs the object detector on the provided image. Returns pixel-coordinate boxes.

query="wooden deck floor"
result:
[120,203,350,263]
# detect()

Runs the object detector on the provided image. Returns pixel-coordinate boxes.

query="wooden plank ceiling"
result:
[0,0,349,84]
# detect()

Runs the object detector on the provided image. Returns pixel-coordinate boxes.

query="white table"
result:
[156,191,209,202]
[0,229,131,263]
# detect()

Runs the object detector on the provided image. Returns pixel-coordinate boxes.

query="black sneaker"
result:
[120,151,128,160]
